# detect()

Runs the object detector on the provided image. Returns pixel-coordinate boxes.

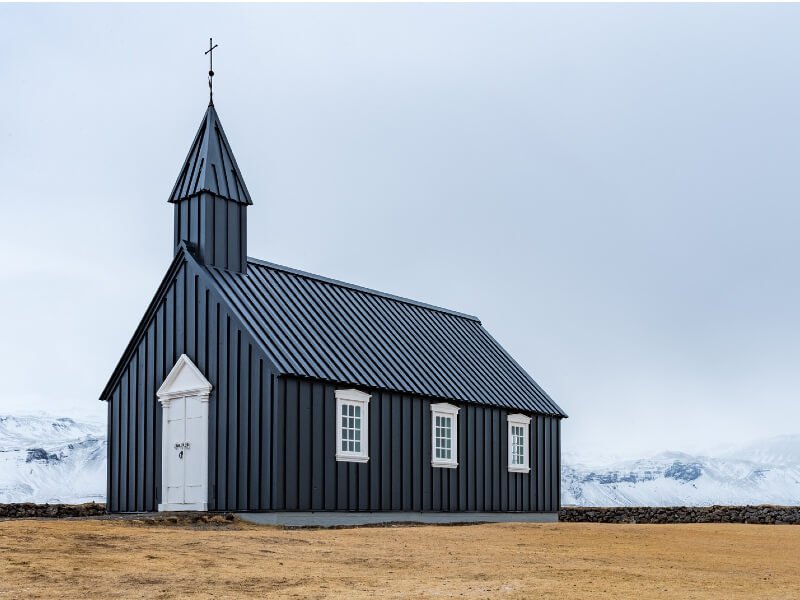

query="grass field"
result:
[0,518,797,599]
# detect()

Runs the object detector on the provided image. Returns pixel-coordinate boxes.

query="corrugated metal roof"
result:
[204,258,566,417]
[168,104,252,205]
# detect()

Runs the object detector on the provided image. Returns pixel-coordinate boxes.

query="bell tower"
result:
[168,102,252,273]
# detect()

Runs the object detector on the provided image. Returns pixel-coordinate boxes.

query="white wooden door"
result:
[161,394,209,511]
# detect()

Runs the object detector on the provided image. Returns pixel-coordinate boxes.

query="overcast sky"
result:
[1,4,798,458]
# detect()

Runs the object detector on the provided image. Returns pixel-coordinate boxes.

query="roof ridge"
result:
[244,257,481,323]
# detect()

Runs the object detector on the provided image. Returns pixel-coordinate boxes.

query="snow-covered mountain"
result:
[563,436,800,507]
[1,413,799,507]
[0,414,105,503]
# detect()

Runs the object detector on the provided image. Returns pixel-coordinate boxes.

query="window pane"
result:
[510,425,525,465]
[340,402,366,455]
[433,412,456,462]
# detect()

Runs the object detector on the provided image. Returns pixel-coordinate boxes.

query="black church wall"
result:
[267,377,561,513]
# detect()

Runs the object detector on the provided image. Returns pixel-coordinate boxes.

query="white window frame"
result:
[335,389,370,463]
[507,413,531,473]
[430,403,459,469]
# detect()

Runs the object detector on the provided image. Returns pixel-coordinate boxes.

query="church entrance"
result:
[163,395,207,509]
[157,355,211,512]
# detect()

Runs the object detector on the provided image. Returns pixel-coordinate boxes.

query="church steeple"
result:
[169,104,252,205]
[169,103,251,273]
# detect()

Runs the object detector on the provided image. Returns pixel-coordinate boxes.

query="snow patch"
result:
[563,440,800,507]
[0,414,105,504]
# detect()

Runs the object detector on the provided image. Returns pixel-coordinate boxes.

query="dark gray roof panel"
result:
[204,259,567,417]
[168,104,252,205]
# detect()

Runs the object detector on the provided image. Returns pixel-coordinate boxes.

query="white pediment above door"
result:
[157,354,212,402]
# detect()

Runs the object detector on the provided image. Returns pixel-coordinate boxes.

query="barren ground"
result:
[0,518,798,599]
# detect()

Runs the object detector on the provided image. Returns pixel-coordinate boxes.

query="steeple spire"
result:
[168,104,252,205]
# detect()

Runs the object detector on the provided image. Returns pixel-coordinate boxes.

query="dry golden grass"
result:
[0,518,797,599]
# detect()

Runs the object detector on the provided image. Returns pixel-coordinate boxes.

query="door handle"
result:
[179,450,184,459]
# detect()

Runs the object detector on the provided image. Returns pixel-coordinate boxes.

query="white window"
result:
[430,403,459,468]
[335,389,370,463]
[507,414,531,473]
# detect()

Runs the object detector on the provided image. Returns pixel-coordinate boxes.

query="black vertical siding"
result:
[118,373,127,511]
[269,377,561,513]
[126,363,135,510]
[106,256,275,512]
[259,369,272,509]
[173,193,247,273]
[311,382,324,510]
[135,339,145,510]
[226,320,238,507]
[110,389,119,512]
[248,349,260,510]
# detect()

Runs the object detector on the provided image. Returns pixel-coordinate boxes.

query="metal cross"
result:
[205,38,219,105]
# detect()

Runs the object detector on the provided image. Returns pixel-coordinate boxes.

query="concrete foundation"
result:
[236,511,559,527]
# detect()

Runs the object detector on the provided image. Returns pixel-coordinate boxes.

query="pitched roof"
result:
[203,258,566,417]
[168,104,252,205]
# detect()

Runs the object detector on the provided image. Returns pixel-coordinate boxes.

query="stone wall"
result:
[0,502,106,519]
[560,505,800,524]
[2,503,799,524]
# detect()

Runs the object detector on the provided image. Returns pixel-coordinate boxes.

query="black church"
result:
[100,88,566,525]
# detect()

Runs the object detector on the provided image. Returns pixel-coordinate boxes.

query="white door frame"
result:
[156,354,212,512]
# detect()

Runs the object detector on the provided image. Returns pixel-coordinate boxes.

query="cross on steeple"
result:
[205,38,219,105]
